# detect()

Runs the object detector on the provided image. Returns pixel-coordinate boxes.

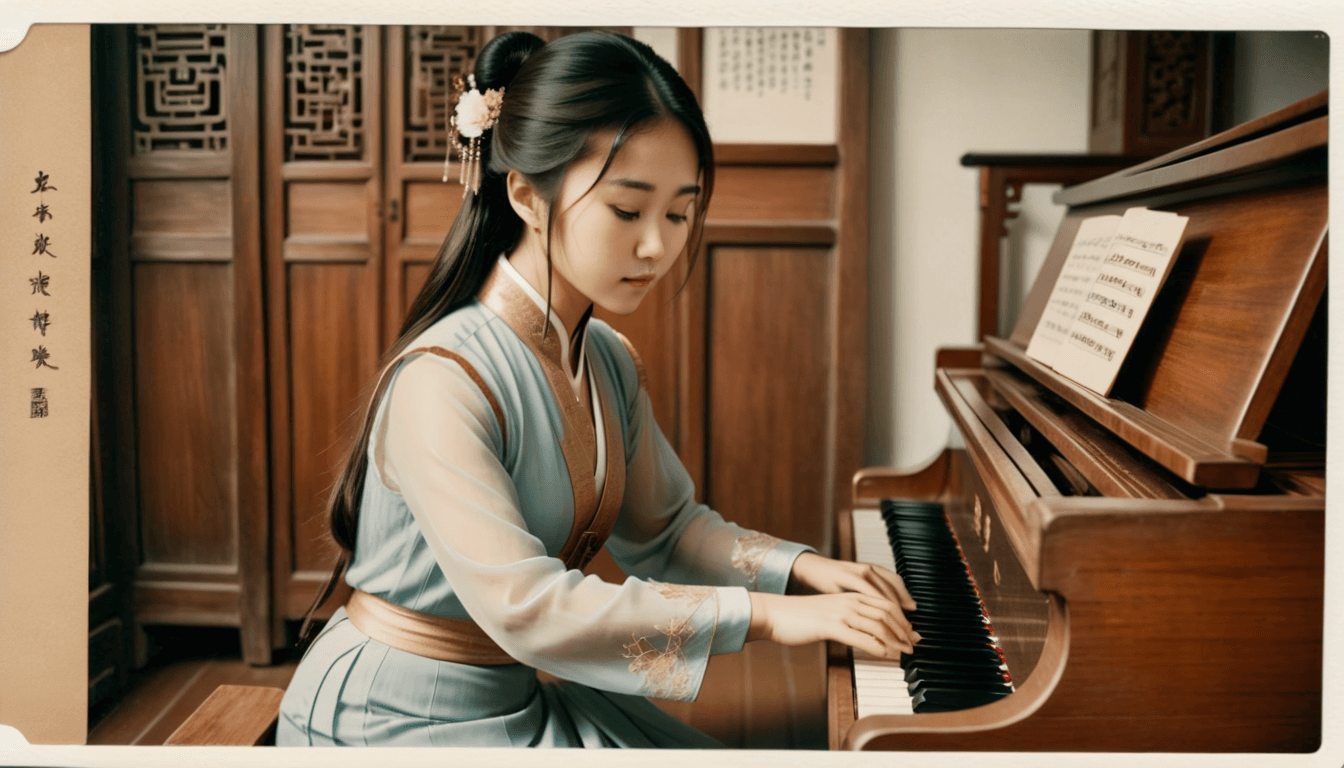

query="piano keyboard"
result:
[850,500,1013,718]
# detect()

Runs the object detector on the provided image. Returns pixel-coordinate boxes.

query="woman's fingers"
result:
[875,568,917,612]
[837,626,889,659]
[836,564,919,615]
[856,593,915,636]
[854,598,920,646]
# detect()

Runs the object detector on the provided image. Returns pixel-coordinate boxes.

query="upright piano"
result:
[828,90,1328,752]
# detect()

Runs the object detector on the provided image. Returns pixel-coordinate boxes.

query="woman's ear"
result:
[505,170,546,233]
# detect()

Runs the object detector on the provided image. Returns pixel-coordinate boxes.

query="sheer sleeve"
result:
[375,352,751,701]
[602,341,816,633]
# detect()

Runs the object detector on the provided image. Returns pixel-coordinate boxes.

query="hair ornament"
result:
[446,74,505,196]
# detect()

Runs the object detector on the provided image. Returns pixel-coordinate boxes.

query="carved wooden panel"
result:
[403,26,483,163]
[284,24,368,162]
[1089,30,1227,155]
[1142,32,1203,140]
[133,24,229,154]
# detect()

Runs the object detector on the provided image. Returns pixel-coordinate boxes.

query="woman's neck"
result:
[507,240,591,339]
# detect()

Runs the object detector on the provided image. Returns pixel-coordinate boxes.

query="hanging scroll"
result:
[701,27,839,144]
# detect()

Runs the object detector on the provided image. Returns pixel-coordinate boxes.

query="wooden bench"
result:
[163,684,286,746]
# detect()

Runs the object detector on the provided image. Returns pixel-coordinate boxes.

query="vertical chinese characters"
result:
[27,170,59,413]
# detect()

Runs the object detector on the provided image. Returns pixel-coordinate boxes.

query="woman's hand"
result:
[746,592,920,660]
[787,552,917,614]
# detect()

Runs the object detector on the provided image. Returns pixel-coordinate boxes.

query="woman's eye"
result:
[667,212,689,223]
[612,207,639,221]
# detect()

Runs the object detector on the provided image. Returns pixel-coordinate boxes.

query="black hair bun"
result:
[475,31,546,91]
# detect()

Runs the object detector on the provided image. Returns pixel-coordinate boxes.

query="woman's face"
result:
[545,118,701,322]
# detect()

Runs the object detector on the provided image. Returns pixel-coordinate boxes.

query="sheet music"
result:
[1025,214,1122,367]
[1049,207,1189,396]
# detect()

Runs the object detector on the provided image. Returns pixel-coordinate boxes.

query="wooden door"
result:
[264,24,386,630]
[94,24,271,665]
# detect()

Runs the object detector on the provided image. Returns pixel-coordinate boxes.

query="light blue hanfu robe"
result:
[276,255,813,748]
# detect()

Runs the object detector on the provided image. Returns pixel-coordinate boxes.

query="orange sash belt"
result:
[344,589,518,666]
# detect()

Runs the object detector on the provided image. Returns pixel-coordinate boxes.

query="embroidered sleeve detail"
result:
[649,580,714,607]
[623,616,696,700]
[730,531,781,589]
[622,581,717,700]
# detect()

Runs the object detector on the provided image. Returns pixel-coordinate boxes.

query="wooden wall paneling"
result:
[263,25,296,636]
[229,27,272,665]
[709,165,836,221]
[707,247,833,547]
[680,238,709,497]
[119,25,274,661]
[131,262,237,568]
[830,28,869,554]
[268,25,385,626]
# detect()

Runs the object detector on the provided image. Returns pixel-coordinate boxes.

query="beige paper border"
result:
[0,5,1338,768]
[0,22,91,745]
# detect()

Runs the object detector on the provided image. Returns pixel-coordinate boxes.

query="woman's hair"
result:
[299,30,715,645]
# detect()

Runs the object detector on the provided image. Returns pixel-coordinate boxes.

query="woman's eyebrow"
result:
[606,178,701,196]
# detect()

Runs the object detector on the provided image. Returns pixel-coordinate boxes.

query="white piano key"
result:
[851,509,914,718]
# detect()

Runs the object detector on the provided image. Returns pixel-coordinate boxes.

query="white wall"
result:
[1232,31,1330,124]
[866,29,1091,470]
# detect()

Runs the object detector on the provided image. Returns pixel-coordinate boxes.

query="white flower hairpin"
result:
[446,74,505,197]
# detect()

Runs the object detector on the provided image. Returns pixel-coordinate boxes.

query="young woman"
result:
[277,29,918,749]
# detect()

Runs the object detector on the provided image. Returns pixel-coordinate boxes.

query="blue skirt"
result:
[276,607,723,748]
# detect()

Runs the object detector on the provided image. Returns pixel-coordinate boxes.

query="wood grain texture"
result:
[286,263,382,576]
[829,28,870,553]
[707,165,834,221]
[287,181,371,237]
[229,25,273,666]
[707,247,831,547]
[132,263,238,567]
[163,685,284,746]
[131,180,230,238]
[263,24,298,640]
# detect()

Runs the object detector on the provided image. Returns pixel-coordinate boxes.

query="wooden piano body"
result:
[829,91,1327,752]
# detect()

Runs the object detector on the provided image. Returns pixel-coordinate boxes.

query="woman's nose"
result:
[636,222,664,261]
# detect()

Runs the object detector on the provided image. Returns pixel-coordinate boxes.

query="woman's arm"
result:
[377,353,763,702]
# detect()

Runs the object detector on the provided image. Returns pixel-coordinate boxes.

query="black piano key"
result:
[906,612,990,628]
[902,646,1003,666]
[909,677,1013,696]
[906,628,995,644]
[873,497,1016,714]
[911,687,1012,713]
[904,663,1009,685]
[911,637,997,652]
[906,666,1012,687]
